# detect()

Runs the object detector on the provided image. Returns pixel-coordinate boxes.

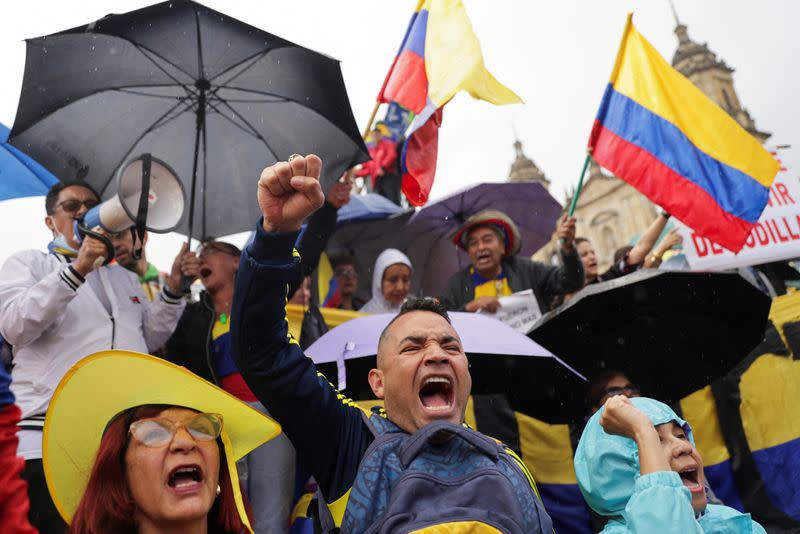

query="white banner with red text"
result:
[675,169,800,270]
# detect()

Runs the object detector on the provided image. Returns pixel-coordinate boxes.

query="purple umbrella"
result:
[400,182,563,297]
[306,311,586,423]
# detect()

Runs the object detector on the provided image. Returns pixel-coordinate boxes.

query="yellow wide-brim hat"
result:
[43,350,282,533]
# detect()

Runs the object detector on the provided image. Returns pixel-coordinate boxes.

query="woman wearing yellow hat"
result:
[42,350,282,534]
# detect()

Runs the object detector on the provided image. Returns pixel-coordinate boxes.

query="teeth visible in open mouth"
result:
[420,377,453,411]
[425,377,451,385]
[169,466,202,487]
[678,468,701,490]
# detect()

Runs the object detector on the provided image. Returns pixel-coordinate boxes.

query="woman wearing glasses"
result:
[42,350,281,534]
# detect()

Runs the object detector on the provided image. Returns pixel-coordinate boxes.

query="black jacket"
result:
[164,291,218,383]
[163,202,339,382]
[441,248,584,313]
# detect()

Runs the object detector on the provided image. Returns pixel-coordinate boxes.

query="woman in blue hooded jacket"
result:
[574,395,766,534]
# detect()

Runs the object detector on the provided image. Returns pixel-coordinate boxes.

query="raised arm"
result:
[231,155,372,503]
[627,212,670,266]
[534,216,584,306]
[600,396,702,534]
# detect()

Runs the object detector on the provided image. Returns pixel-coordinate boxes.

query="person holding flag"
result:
[372,0,522,206]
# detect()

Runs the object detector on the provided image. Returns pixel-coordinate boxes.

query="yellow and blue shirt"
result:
[470,267,513,299]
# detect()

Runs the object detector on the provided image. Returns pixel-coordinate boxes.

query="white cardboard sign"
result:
[676,170,800,271]
[480,289,542,334]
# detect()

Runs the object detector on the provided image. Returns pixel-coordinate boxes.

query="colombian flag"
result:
[589,15,780,253]
[377,0,521,206]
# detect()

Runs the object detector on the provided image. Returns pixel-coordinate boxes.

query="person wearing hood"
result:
[574,395,766,534]
[441,210,582,313]
[360,248,413,314]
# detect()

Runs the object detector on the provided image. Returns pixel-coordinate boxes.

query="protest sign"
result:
[676,170,800,270]
[480,289,542,334]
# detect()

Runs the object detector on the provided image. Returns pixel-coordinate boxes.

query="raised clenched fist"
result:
[258,154,325,233]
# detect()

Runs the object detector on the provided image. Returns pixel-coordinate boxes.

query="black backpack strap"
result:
[398,421,499,468]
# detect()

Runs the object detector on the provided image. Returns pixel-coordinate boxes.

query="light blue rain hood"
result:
[574,397,693,517]
[574,397,766,534]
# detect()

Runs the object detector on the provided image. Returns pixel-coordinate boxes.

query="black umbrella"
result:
[528,270,771,414]
[9,0,368,240]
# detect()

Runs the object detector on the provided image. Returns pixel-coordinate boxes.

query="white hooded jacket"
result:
[0,249,185,458]
[360,248,413,314]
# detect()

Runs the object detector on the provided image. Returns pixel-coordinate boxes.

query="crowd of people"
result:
[0,154,772,534]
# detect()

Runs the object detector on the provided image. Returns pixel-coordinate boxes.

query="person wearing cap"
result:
[229,155,553,532]
[441,210,583,314]
[42,350,282,534]
[0,182,189,532]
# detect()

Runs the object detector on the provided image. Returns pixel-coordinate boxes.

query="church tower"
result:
[508,137,551,189]
[670,6,771,143]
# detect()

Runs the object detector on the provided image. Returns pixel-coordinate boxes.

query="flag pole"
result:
[557,151,591,246]
[567,152,592,217]
[361,101,382,139]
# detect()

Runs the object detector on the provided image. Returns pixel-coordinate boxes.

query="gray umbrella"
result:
[9,0,368,240]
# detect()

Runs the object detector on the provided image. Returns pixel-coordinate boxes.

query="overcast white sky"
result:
[0,0,797,270]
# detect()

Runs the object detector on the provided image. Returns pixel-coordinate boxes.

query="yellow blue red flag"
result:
[589,15,780,253]
[377,0,521,206]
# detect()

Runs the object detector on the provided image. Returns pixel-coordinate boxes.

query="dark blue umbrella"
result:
[0,123,58,200]
[401,182,563,297]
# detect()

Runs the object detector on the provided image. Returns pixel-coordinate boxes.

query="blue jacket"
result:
[574,397,766,534]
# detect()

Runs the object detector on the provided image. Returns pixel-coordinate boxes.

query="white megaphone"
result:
[74,154,185,264]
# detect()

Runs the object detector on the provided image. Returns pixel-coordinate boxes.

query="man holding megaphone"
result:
[0,180,188,532]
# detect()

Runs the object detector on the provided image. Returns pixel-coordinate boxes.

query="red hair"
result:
[68,405,252,534]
